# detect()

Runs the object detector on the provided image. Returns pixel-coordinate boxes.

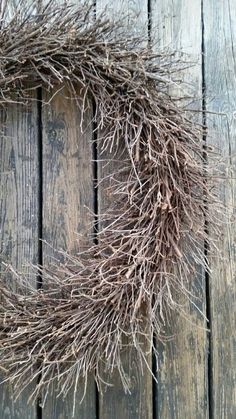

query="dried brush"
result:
[0,0,221,407]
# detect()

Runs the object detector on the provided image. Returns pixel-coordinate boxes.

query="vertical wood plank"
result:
[96,0,147,30]
[1,1,39,416]
[95,2,152,419]
[39,2,96,418]
[0,100,39,418]
[204,1,236,417]
[150,1,209,418]
[41,86,96,419]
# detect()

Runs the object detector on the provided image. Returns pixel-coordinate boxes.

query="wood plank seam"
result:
[201,2,213,417]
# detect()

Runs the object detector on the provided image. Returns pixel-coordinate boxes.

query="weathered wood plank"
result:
[150,1,209,418]
[96,0,147,32]
[95,2,152,419]
[204,0,236,417]
[0,99,39,418]
[41,86,96,419]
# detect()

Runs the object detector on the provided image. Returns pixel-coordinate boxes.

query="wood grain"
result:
[204,0,236,417]
[95,1,152,419]
[41,86,96,419]
[96,0,147,32]
[150,1,209,418]
[0,99,39,418]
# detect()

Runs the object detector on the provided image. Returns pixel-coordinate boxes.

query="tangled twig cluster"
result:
[0,0,220,406]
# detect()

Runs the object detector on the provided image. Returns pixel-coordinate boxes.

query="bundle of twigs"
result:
[0,0,220,406]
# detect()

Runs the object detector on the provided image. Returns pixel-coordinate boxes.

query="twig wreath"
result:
[0,0,220,407]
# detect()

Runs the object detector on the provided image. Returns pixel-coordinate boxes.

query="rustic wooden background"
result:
[0,0,236,418]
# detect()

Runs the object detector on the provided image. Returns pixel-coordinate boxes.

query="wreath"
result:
[0,0,219,406]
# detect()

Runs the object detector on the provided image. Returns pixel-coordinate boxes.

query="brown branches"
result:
[0,0,221,407]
